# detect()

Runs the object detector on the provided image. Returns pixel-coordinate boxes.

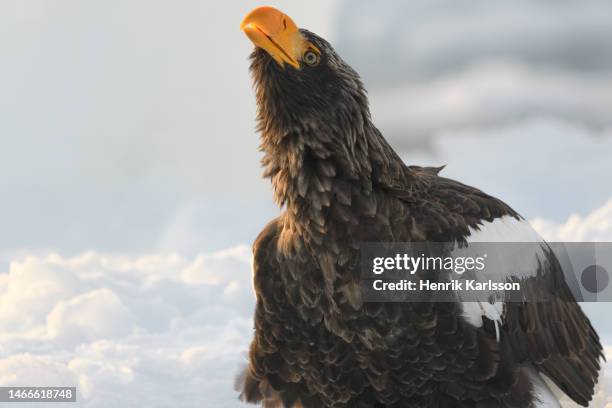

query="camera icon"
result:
[551,243,612,301]
[581,265,610,294]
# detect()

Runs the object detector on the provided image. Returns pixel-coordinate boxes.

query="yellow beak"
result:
[241,6,303,69]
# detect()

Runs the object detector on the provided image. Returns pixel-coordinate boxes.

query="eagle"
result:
[237,6,603,408]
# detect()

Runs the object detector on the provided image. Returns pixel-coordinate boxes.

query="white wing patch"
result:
[525,367,561,407]
[458,216,547,337]
[460,301,504,339]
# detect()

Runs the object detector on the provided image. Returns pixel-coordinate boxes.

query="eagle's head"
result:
[240,6,408,213]
[241,6,369,137]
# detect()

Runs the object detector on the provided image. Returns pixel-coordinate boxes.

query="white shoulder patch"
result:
[458,215,547,334]
[466,215,546,279]
[467,215,543,243]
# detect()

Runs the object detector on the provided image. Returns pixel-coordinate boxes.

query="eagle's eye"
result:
[302,50,320,67]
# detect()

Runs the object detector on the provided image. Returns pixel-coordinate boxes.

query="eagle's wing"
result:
[238,217,325,408]
[238,218,284,407]
[408,172,604,406]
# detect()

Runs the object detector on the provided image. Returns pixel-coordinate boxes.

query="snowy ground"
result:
[1,199,611,408]
[0,247,254,407]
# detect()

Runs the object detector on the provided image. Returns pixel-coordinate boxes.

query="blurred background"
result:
[1,0,611,406]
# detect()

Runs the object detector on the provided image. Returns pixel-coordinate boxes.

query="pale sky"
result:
[0,0,339,254]
[1,0,611,255]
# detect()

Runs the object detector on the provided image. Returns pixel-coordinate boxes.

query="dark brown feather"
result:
[238,29,602,408]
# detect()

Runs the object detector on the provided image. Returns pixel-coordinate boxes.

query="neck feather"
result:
[259,107,407,247]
